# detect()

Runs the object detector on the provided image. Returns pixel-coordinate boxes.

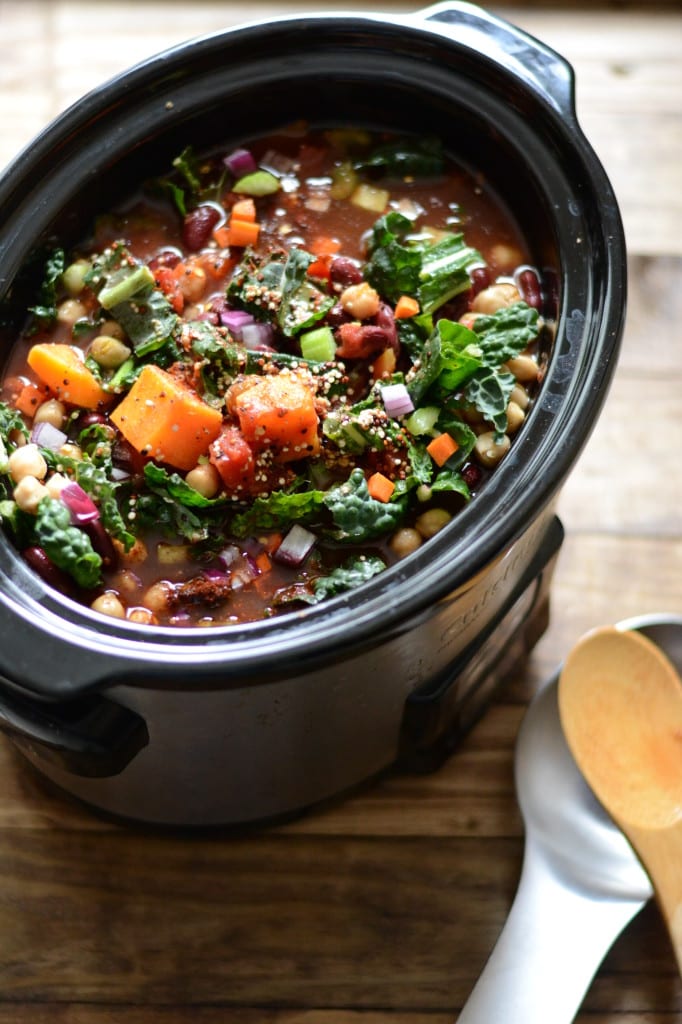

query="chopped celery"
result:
[300,326,336,362]
[233,170,280,196]
[99,265,155,310]
[405,406,440,437]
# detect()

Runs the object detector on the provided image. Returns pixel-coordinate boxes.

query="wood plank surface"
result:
[0,3,681,1022]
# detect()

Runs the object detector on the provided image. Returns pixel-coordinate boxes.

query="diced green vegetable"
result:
[98,265,155,310]
[233,170,280,196]
[299,326,336,362]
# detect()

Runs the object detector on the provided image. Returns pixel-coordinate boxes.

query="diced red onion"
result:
[241,322,274,349]
[381,382,414,418]
[60,482,99,524]
[31,421,67,451]
[220,308,255,331]
[273,524,316,567]
[217,545,240,568]
[203,567,231,583]
[223,148,257,177]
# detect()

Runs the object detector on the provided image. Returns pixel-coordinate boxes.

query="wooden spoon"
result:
[558,625,682,973]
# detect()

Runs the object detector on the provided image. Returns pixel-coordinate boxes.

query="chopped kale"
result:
[464,367,517,440]
[28,248,66,327]
[228,248,335,337]
[364,213,481,314]
[143,462,226,510]
[324,468,405,542]
[472,301,540,366]
[355,136,445,179]
[43,446,135,551]
[230,486,325,538]
[310,555,387,603]
[34,497,102,589]
[407,319,483,406]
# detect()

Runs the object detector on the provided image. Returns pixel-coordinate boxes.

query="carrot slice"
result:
[226,219,260,248]
[371,348,397,380]
[27,343,112,410]
[367,472,396,503]
[15,382,50,417]
[110,364,223,471]
[394,295,420,319]
[426,432,459,467]
[231,197,257,222]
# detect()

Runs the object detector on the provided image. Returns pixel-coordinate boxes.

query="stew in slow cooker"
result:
[0,126,549,627]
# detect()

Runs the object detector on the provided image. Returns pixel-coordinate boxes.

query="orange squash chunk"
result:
[27,343,112,410]
[228,370,320,462]
[111,364,222,471]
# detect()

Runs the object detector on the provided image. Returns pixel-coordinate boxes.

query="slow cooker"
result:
[0,3,625,825]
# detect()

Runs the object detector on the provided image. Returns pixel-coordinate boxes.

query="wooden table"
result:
[0,2,681,1021]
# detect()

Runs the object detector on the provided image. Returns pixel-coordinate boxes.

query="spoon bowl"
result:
[559,623,682,971]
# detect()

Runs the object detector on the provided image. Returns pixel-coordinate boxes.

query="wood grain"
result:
[0,3,681,1023]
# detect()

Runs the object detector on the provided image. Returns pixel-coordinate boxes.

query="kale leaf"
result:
[228,248,334,337]
[310,555,387,603]
[355,136,444,179]
[28,248,66,327]
[464,367,517,439]
[365,213,481,314]
[230,486,325,538]
[43,445,135,550]
[407,319,482,406]
[34,497,102,589]
[324,468,405,541]
[472,301,539,366]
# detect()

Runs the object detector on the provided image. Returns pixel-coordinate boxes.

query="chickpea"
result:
[142,580,173,614]
[56,298,87,327]
[415,508,452,539]
[488,243,523,273]
[45,472,69,499]
[185,462,221,499]
[100,319,126,341]
[8,443,48,483]
[34,398,66,430]
[89,335,132,369]
[61,259,90,297]
[459,311,481,330]
[471,282,520,315]
[505,400,525,435]
[339,281,380,320]
[59,442,83,462]
[177,265,207,303]
[505,353,538,383]
[111,569,142,597]
[13,476,49,513]
[389,527,423,559]
[91,592,126,619]
[510,383,530,410]
[127,607,157,625]
[474,431,511,468]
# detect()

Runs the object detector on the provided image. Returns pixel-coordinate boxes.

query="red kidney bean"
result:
[374,302,399,353]
[182,205,222,252]
[470,266,491,296]
[325,303,353,328]
[330,256,363,287]
[22,546,75,593]
[461,463,484,490]
[77,411,107,431]
[148,249,182,272]
[516,268,543,310]
[82,520,119,571]
[336,323,391,360]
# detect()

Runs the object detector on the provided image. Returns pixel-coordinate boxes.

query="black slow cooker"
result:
[0,3,625,825]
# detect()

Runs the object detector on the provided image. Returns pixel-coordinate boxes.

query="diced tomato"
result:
[209,425,256,491]
[154,266,184,313]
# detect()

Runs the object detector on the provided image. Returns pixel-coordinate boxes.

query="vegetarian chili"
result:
[0,126,549,627]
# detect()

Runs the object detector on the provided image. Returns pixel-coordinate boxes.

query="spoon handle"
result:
[456,834,647,1023]
[629,823,682,975]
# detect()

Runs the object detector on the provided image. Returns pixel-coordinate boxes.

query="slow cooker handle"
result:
[417,2,575,117]
[0,680,149,778]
